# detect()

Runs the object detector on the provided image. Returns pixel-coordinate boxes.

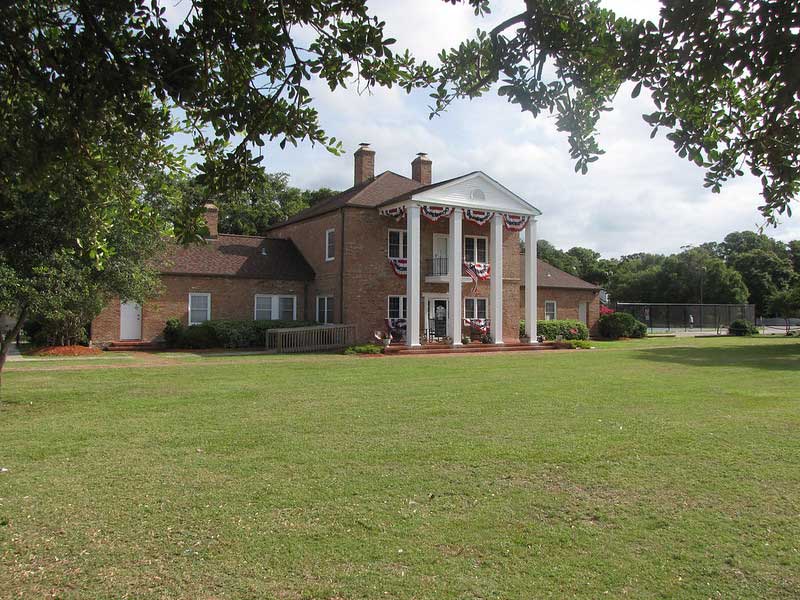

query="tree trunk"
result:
[0,308,27,404]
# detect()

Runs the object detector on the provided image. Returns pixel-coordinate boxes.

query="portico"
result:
[379,171,541,347]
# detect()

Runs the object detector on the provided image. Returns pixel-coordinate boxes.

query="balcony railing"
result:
[425,257,449,277]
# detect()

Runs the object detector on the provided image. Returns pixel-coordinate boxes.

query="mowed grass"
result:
[1,337,799,599]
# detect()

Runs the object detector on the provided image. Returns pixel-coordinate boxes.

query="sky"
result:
[162,0,799,257]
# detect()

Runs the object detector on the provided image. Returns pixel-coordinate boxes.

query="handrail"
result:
[266,324,356,353]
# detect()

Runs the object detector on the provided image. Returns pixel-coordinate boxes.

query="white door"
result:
[120,301,142,340]
[432,234,448,276]
[578,302,588,325]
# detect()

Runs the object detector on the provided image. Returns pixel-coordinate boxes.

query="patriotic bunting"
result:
[503,213,529,231]
[463,261,491,295]
[379,206,406,221]
[388,257,408,277]
[463,318,490,335]
[464,209,494,226]
[420,205,453,222]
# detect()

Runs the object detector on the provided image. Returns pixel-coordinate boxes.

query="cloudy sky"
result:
[165,0,799,257]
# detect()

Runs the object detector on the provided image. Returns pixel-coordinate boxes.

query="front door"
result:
[426,297,449,339]
[578,302,588,325]
[432,234,448,276]
[120,301,142,340]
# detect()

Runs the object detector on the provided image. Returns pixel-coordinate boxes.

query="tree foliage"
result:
[437,0,800,222]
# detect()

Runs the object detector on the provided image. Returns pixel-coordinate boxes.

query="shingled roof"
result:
[160,235,314,281]
[269,171,423,228]
[534,259,600,290]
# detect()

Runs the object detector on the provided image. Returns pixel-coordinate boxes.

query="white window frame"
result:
[387,229,408,259]
[464,297,488,320]
[188,293,211,326]
[254,294,297,321]
[545,300,558,321]
[278,296,297,321]
[464,235,489,263]
[317,296,334,324]
[387,295,408,319]
[325,228,335,262]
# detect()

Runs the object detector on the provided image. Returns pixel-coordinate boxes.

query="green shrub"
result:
[519,319,526,339]
[568,339,593,349]
[23,319,88,346]
[536,319,589,341]
[344,344,383,355]
[728,319,758,336]
[164,319,318,349]
[163,318,184,347]
[598,312,647,339]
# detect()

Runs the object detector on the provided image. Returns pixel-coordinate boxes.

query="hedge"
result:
[164,319,318,349]
[728,319,758,336]
[597,312,647,339]
[519,319,589,340]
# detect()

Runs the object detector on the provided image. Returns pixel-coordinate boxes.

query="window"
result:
[545,300,557,321]
[317,296,334,323]
[255,295,297,321]
[254,295,273,320]
[279,296,296,321]
[188,293,211,325]
[325,228,335,261]
[464,236,488,263]
[388,230,408,259]
[387,295,408,319]
[464,297,487,320]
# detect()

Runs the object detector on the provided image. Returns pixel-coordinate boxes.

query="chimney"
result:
[204,203,219,239]
[411,152,432,185]
[354,143,375,186]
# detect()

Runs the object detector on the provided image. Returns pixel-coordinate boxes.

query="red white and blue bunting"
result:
[421,205,453,222]
[463,318,490,335]
[464,209,494,226]
[388,257,408,277]
[379,206,406,221]
[463,261,490,295]
[503,213,530,231]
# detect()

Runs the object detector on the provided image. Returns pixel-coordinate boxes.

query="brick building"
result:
[91,145,600,346]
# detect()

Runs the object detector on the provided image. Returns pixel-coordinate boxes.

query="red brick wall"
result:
[342,208,522,343]
[91,275,307,344]
[269,211,342,322]
[519,286,602,336]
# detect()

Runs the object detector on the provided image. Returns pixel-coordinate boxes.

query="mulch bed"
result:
[25,345,104,357]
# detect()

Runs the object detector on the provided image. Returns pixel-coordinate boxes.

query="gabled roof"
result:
[378,171,542,217]
[534,259,600,290]
[160,234,314,281]
[269,171,423,228]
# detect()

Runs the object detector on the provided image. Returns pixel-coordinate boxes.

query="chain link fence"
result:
[614,303,756,333]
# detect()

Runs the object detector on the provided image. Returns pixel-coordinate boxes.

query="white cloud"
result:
[177,0,800,254]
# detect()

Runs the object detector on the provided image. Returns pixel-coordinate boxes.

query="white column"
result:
[490,213,504,344]
[525,218,538,343]
[407,204,421,346]
[449,209,463,346]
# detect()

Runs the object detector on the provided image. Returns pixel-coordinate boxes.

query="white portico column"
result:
[490,213,504,344]
[525,218,538,343]
[448,208,463,346]
[406,204,421,346]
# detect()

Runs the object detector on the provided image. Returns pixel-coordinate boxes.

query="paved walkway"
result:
[5,342,23,362]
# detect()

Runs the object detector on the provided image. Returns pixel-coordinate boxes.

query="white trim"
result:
[387,229,408,259]
[316,295,334,324]
[188,293,211,326]
[545,300,558,321]
[325,228,335,262]
[464,297,488,320]
[387,295,408,319]
[464,235,489,263]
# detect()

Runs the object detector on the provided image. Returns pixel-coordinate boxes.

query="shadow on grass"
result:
[632,341,800,371]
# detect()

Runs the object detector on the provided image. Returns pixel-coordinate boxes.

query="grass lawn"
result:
[1,337,799,599]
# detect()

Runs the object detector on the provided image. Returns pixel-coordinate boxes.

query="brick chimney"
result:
[204,203,219,239]
[354,143,375,186]
[411,152,432,185]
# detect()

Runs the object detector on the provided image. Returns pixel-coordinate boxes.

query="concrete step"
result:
[106,341,163,352]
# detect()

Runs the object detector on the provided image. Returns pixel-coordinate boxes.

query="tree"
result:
[728,248,795,315]
[437,0,799,222]
[785,240,800,274]
[655,248,748,304]
[766,288,800,335]
[0,2,432,388]
[536,240,579,274]
[184,171,338,236]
